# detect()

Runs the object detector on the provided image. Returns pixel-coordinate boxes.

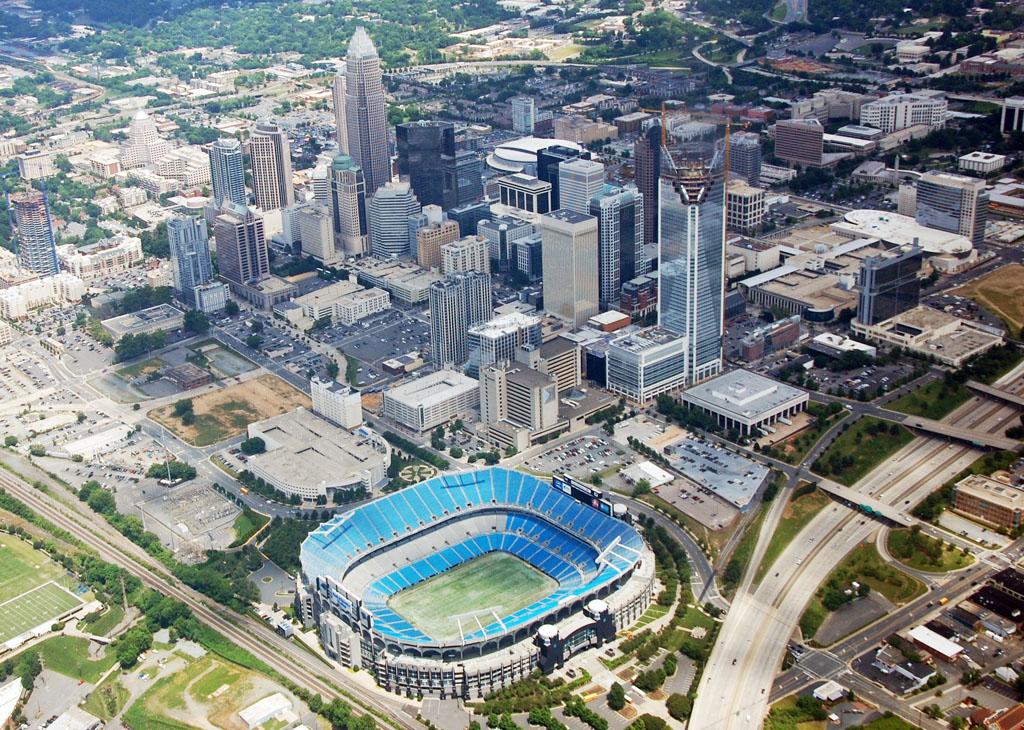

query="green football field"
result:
[0,535,64,601]
[0,582,83,643]
[387,552,557,641]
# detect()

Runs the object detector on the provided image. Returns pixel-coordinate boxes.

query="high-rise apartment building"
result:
[590,185,644,312]
[344,28,390,194]
[478,216,534,273]
[11,191,57,276]
[558,158,605,216]
[209,138,247,209]
[329,154,368,257]
[368,182,421,259]
[857,245,922,326]
[396,121,455,208]
[249,122,294,212]
[634,124,662,246]
[168,217,213,302]
[215,203,268,289]
[429,271,492,368]
[441,235,490,275]
[467,312,542,378]
[775,119,824,168]
[441,151,484,210]
[916,171,988,246]
[859,91,947,133]
[539,209,599,328]
[659,163,726,383]
[332,65,349,154]
[727,132,762,186]
[297,206,337,265]
[511,97,536,134]
[416,220,460,270]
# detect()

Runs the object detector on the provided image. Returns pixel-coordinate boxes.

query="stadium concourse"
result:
[297,467,656,699]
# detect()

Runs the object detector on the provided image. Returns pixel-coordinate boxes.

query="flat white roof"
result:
[385,370,478,409]
[908,625,963,658]
[835,210,972,255]
[239,693,291,727]
[683,369,807,422]
[621,461,673,488]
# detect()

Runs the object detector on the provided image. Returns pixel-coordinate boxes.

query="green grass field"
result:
[887,379,971,420]
[0,536,64,601]
[812,417,914,486]
[755,487,829,583]
[0,582,83,643]
[36,635,118,682]
[387,552,556,641]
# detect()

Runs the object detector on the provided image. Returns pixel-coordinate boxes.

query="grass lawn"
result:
[887,378,970,420]
[230,509,269,547]
[951,263,1024,334]
[84,604,124,637]
[634,603,669,628]
[861,716,919,730]
[766,695,826,730]
[640,494,713,556]
[770,1,787,19]
[117,357,166,378]
[0,582,83,644]
[0,535,65,602]
[82,679,130,720]
[37,635,118,683]
[722,506,767,594]
[755,486,829,583]
[546,44,584,60]
[387,552,556,641]
[887,529,973,573]
[772,410,848,466]
[812,417,913,486]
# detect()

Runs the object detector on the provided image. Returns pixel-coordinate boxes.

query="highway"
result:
[687,361,1024,730]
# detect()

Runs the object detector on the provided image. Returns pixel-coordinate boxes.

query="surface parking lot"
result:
[523,435,627,479]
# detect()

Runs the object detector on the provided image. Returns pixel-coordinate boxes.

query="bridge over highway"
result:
[816,479,915,526]
[873,410,1021,450]
[966,380,1024,409]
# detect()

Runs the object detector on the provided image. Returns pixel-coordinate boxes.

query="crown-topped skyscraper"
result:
[344,28,390,196]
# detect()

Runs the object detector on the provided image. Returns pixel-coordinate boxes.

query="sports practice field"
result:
[0,536,82,643]
[387,552,557,641]
[0,582,83,643]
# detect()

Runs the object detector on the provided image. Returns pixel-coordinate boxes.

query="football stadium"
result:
[297,467,655,698]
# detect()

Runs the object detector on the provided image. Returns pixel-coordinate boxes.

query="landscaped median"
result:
[886,526,973,573]
[811,416,913,486]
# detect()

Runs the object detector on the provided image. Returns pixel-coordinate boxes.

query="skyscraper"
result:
[429,271,492,368]
[478,216,534,273]
[119,109,169,170]
[537,145,589,210]
[511,97,536,134]
[591,186,644,312]
[539,209,599,328]
[332,65,349,154]
[209,138,247,209]
[249,122,294,212]
[558,158,605,216]
[168,217,213,300]
[775,119,824,168]
[659,163,726,384]
[857,246,923,326]
[215,203,268,289]
[396,121,455,208]
[368,181,421,259]
[727,132,762,187]
[345,28,390,195]
[916,171,988,246]
[441,151,484,210]
[329,154,368,257]
[11,190,57,276]
[634,124,662,246]
[448,199,492,237]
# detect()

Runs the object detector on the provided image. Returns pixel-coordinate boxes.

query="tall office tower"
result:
[119,109,169,169]
[429,271,492,368]
[368,181,420,259]
[857,245,923,326]
[329,154,368,257]
[441,235,490,275]
[511,97,536,134]
[311,166,331,207]
[297,206,337,264]
[441,151,484,210]
[539,209,599,328]
[416,219,460,270]
[634,124,662,246]
[659,162,726,384]
[590,185,644,312]
[10,191,57,276]
[168,217,213,301]
[449,200,492,237]
[396,121,455,208]
[215,203,268,289]
[332,65,349,154]
[727,132,762,186]
[537,145,588,209]
[249,122,294,212]
[467,312,542,378]
[775,119,824,168]
[916,171,988,246]
[344,28,390,195]
[209,138,247,209]
[478,216,534,273]
[558,158,605,216]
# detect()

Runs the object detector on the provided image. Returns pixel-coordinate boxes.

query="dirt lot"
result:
[951,263,1024,332]
[148,374,310,446]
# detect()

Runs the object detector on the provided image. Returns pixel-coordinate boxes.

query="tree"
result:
[173,399,193,418]
[183,309,210,334]
[633,478,652,497]
[608,683,626,711]
[240,437,266,455]
[250,320,264,333]
[246,334,263,350]
[666,694,692,721]
[224,300,240,316]
[3,436,15,447]
[76,411,87,423]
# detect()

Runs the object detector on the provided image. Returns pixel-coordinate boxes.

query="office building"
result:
[11,191,57,276]
[429,271,492,368]
[540,209,599,328]
[441,151,484,210]
[329,154,369,257]
[916,171,988,246]
[681,368,808,435]
[728,132,761,186]
[168,217,213,303]
[345,28,390,194]
[467,312,542,378]
[369,181,420,259]
[383,370,479,433]
[396,121,455,208]
[634,124,661,246]
[215,203,268,289]
[953,475,1024,530]
[311,375,363,429]
[119,109,169,170]
[18,150,55,181]
[590,185,644,312]
[193,280,229,313]
[249,122,294,212]
[659,163,726,383]
[558,159,605,216]
[537,145,588,210]
[441,235,490,275]
[479,363,558,431]
[479,216,534,273]
[416,220,460,270]
[775,119,824,168]
[332,65,348,153]
[606,328,688,404]
[297,206,338,265]
[860,91,947,133]
[513,233,543,281]
[511,97,536,134]
[856,245,922,326]
[726,182,766,233]
[409,205,445,250]
[209,138,247,209]
[1001,97,1024,134]
[449,200,492,237]
[497,174,552,219]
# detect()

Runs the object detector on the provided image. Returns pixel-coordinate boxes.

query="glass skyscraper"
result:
[396,121,454,208]
[168,217,213,301]
[11,190,57,276]
[591,185,644,312]
[209,138,247,209]
[857,245,922,325]
[658,164,726,384]
[345,28,390,195]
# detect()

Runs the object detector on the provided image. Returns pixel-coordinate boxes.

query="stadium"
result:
[297,467,655,698]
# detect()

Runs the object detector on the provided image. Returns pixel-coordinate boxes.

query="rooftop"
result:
[610,327,683,353]
[542,208,597,225]
[385,370,478,408]
[469,311,541,338]
[956,474,1024,511]
[834,210,972,255]
[665,434,770,509]
[683,369,807,420]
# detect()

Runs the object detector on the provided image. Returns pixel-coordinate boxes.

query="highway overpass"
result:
[966,380,1024,409]
[816,479,915,526]
[875,410,1021,450]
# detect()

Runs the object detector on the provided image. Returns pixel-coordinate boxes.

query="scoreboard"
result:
[552,474,612,515]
